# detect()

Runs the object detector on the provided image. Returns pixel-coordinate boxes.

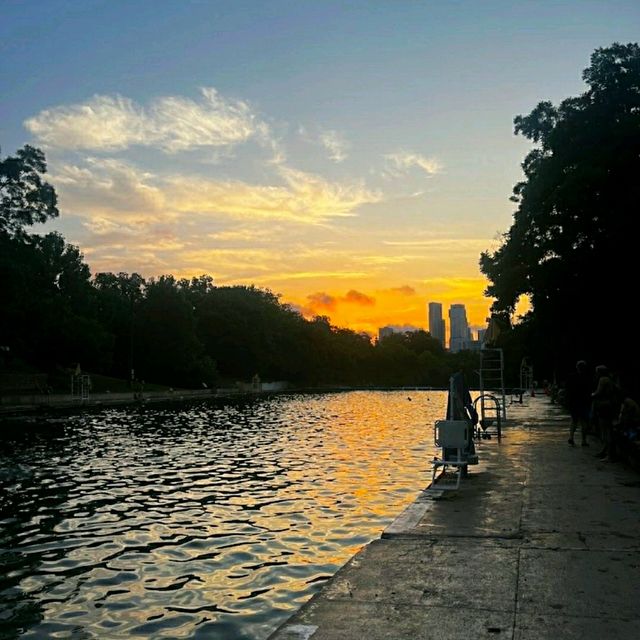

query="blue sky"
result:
[2,1,638,333]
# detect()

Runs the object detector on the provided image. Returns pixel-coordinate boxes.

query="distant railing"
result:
[0,374,49,395]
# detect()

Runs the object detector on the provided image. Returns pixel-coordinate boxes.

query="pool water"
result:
[0,391,444,639]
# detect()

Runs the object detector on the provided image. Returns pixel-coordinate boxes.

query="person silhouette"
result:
[565,360,591,447]
[592,365,620,461]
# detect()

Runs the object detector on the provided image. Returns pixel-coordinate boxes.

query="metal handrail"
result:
[473,393,502,440]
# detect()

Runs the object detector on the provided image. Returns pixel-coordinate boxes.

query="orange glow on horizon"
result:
[282,277,494,338]
[160,260,529,340]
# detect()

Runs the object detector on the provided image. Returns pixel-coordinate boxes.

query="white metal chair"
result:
[432,419,469,491]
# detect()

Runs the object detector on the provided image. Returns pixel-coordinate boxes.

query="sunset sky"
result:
[2,1,638,336]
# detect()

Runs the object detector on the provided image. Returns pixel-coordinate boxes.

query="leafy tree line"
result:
[480,43,640,391]
[1,146,479,390]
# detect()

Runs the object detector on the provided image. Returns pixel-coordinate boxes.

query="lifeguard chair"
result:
[432,419,472,490]
[430,372,478,491]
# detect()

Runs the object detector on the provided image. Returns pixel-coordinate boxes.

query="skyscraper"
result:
[428,302,446,347]
[449,304,470,352]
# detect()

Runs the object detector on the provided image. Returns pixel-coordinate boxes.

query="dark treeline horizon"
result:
[2,240,481,390]
[0,149,479,389]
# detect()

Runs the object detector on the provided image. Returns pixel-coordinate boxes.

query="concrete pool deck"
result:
[269,397,640,640]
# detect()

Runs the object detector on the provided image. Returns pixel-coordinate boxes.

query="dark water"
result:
[0,391,444,639]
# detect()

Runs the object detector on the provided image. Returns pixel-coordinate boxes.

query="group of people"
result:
[564,361,640,463]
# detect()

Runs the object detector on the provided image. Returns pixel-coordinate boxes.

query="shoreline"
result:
[268,396,640,639]
[0,386,450,418]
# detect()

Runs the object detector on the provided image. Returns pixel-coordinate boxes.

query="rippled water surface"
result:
[0,391,445,639]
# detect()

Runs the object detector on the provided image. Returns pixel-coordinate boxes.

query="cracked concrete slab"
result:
[522,531,640,551]
[321,539,518,611]
[385,459,526,539]
[514,613,640,640]
[517,547,640,619]
[277,601,514,640]
[522,482,640,536]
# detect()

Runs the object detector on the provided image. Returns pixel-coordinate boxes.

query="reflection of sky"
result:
[0,392,447,639]
[2,1,638,333]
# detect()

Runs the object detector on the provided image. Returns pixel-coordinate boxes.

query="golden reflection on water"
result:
[1,391,447,640]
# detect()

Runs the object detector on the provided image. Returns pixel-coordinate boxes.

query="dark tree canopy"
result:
[480,43,640,382]
[0,145,59,237]
[1,145,486,390]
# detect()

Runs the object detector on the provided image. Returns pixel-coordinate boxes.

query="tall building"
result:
[466,329,483,351]
[428,302,446,347]
[378,326,394,341]
[449,304,470,352]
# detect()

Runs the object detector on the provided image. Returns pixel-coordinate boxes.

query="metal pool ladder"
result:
[479,348,506,421]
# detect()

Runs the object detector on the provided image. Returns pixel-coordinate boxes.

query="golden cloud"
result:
[52,158,380,225]
[344,289,375,306]
[299,288,377,321]
[390,285,416,296]
[306,292,337,310]
[167,166,380,222]
[382,238,490,253]
[255,270,369,283]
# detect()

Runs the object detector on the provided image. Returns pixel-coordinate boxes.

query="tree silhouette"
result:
[0,145,58,237]
[480,43,640,384]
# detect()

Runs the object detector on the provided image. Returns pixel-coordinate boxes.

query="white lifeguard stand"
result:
[431,419,471,490]
[430,373,478,492]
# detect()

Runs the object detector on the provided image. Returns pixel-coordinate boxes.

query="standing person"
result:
[565,360,591,447]
[613,395,640,462]
[592,365,620,460]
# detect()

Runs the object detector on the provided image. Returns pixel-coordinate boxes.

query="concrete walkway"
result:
[269,397,640,640]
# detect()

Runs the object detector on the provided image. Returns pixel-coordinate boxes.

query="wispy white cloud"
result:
[385,151,442,176]
[52,158,380,225]
[25,88,266,153]
[207,226,287,243]
[298,125,350,163]
[319,130,349,162]
[82,217,143,236]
